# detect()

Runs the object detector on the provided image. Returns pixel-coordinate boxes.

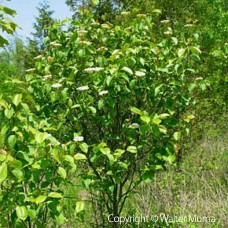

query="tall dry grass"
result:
[131,135,228,227]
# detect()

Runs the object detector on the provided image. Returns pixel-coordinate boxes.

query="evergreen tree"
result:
[32,0,55,50]
[65,0,133,22]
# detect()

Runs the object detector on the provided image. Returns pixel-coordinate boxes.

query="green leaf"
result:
[83,179,94,188]
[90,0,99,5]
[74,153,87,160]
[13,94,22,106]
[56,213,67,225]
[34,195,47,204]
[10,159,22,169]
[57,167,67,179]
[35,132,49,144]
[4,108,14,119]
[27,209,36,219]
[152,9,162,14]
[48,192,63,198]
[157,68,169,73]
[79,143,89,153]
[69,163,77,173]
[0,162,7,184]
[2,6,17,16]
[189,46,201,55]
[139,125,150,135]
[118,161,128,169]
[159,113,170,119]
[106,153,114,166]
[159,125,167,134]
[152,114,161,125]
[174,131,181,141]
[0,35,8,46]
[106,76,113,86]
[178,48,185,57]
[8,135,17,149]
[135,71,146,77]
[75,201,85,214]
[122,66,133,75]
[152,125,160,137]
[50,148,61,163]
[185,128,190,135]
[0,154,7,162]
[130,107,142,115]
[89,106,96,114]
[78,49,85,57]
[130,79,136,89]
[171,37,178,45]
[12,169,24,181]
[162,154,175,163]
[126,146,137,153]
[140,115,150,124]
[64,155,75,165]
[140,57,145,66]
[98,100,104,110]
[114,149,125,158]
[16,206,28,221]
[141,170,155,183]
[100,147,111,155]
[155,84,163,96]
[184,114,195,123]
[191,54,200,61]
[211,50,223,57]
[21,103,30,113]
[108,185,114,192]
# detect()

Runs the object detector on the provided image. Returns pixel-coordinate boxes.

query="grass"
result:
[60,124,228,228]
[130,134,228,227]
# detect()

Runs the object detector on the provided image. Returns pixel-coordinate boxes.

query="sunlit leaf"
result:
[178,48,185,57]
[74,153,87,160]
[90,0,99,6]
[140,115,150,124]
[35,195,47,204]
[0,162,7,184]
[79,143,89,153]
[4,108,14,119]
[64,155,75,165]
[126,146,137,153]
[152,9,162,14]
[16,206,28,221]
[35,132,49,144]
[130,107,142,115]
[48,192,63,198]
[8,135,17,149]
[75,201,85,214]
[12,169,24,181]
[189,46,201,55]
[57,167,67,179]
[100,147,111,155]
[174,131,181,141]
[13,94,22,106]
[122,66,133,75]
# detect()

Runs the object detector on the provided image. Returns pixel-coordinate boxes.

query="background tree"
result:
[65,0,135,22]
[32,0,55,51]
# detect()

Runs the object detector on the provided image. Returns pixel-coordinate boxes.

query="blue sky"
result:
[2,0,72,38]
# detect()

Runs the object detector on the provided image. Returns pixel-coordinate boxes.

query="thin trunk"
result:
[112,185,119,228]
